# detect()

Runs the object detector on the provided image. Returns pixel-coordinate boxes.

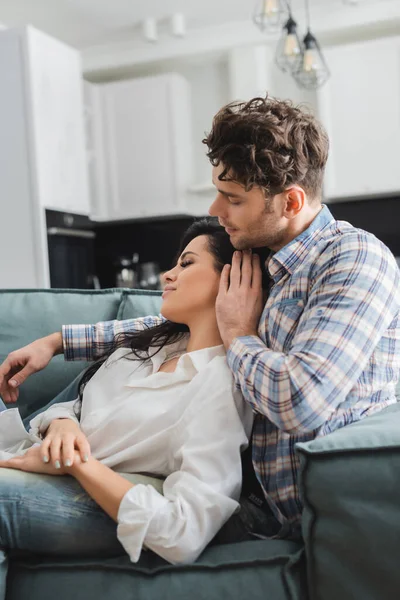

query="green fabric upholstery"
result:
[0,287,307,600]
[297,403,400,600]
[7,540,306,600]
[117,289,163,320]
[0,289,122,419]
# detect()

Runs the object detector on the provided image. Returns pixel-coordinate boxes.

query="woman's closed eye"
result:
[180,260,193,269]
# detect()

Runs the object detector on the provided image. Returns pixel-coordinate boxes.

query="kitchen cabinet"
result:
[0,26,89,288]
[27,27,90,215]
[317,36,400,201]
[87,73,193,221]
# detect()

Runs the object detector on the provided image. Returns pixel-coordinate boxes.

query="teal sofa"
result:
[1,288,400,600]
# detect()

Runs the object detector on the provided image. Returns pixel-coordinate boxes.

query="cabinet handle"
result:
[47,227,96,239]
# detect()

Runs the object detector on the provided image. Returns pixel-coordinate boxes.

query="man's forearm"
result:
[47,332,63,356]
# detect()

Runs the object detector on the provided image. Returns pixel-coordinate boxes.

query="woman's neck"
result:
[185,315,223,354]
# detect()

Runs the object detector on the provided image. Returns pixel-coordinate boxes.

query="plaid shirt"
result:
[63,206,400,538]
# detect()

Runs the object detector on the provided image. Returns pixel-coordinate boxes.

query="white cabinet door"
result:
[318,37,400,200]
[26,27,90,215]
[92,74,192,221]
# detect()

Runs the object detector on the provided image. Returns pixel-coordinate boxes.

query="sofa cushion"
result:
[296,403,400,600]
[0,289,122,419]
[7,539,306,600]
[117,289,163,320]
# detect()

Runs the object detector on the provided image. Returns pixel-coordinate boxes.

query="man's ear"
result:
[283,186,306,218]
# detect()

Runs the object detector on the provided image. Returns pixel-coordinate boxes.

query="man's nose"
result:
[209,193,226,217]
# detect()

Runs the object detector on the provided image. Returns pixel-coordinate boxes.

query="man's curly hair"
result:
[203,96,329,201]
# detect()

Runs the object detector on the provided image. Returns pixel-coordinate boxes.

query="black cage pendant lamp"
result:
[294,0,330,89]
[253,0,287,33]
[275,1,302,74]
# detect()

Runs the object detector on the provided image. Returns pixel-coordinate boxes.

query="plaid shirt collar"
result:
[268,205,335,282]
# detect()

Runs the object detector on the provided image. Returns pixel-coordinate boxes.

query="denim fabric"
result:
[0,469,125,600]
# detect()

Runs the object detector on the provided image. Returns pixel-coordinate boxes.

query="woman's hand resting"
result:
[0,444,86,476]
[41,418,90,469]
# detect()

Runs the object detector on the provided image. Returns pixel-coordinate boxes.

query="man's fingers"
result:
[219,264,231,294]
[251,253,263,289]
[7,364,36,389]
[240,250,253,288]
[229,252,242,288]
[0,358,12,382]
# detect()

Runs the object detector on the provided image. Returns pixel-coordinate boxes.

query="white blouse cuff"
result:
[117,484,166,562]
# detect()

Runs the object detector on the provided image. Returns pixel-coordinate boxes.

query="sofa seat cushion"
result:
[0,289,122,419]
[7,539,306,600]
[297,403,400,600]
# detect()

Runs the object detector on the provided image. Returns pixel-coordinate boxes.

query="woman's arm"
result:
[71,458,133,520]
[68,363,251,565]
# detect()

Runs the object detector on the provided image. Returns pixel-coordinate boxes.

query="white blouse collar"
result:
[150,334,225,374]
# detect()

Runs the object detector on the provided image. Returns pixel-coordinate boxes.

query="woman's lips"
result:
[162,289,174,299]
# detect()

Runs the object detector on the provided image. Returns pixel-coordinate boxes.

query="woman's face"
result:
[160,235,222,324]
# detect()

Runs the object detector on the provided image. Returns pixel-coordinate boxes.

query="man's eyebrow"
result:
[212,181,242,198]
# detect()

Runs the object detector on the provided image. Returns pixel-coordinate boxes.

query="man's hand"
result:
[41,418,90,469]
[0,333,63,403]
[216,250,264,349]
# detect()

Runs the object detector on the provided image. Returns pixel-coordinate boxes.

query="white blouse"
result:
[0,336,253,564]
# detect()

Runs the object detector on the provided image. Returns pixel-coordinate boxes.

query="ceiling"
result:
[0,0,383,50]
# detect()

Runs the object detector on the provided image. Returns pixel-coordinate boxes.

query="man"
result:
[1,96,399,540]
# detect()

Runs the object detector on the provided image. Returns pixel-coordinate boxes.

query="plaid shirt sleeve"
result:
[62,315,166,361]
[227,232,400,434]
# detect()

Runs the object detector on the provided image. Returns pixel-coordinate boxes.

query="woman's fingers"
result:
[49,436,62,469]
[60,434,78,468]
[76,435,90,463]
[40,436,52,464]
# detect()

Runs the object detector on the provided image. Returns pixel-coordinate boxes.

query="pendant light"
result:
[275,2,302,73]
[294,0,330,89]
[253,0,287,33]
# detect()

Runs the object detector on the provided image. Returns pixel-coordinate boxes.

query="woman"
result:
[0,218,266,571]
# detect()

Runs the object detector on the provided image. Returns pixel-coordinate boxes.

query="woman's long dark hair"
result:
[75,217,270,411]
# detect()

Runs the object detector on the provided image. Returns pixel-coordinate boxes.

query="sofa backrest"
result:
[0,288,162,419]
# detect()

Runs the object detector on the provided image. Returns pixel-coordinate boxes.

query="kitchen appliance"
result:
[115,254,139,288]
[138,261,161,290]
[46,210,99,289]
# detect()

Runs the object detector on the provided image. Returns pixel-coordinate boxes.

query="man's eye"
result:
[229,198,241,205]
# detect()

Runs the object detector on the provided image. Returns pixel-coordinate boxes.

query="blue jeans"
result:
[0,469,125,600]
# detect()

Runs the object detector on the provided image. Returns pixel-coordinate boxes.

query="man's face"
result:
[208,163,287,251]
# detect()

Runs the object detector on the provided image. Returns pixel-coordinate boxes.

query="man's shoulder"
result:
[317,218,394,263]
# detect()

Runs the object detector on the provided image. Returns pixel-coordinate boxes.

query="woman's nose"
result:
[162,269,177,285]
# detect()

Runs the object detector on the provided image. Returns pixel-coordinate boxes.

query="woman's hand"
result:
[41,418,90,469]
[0,445,71,475]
